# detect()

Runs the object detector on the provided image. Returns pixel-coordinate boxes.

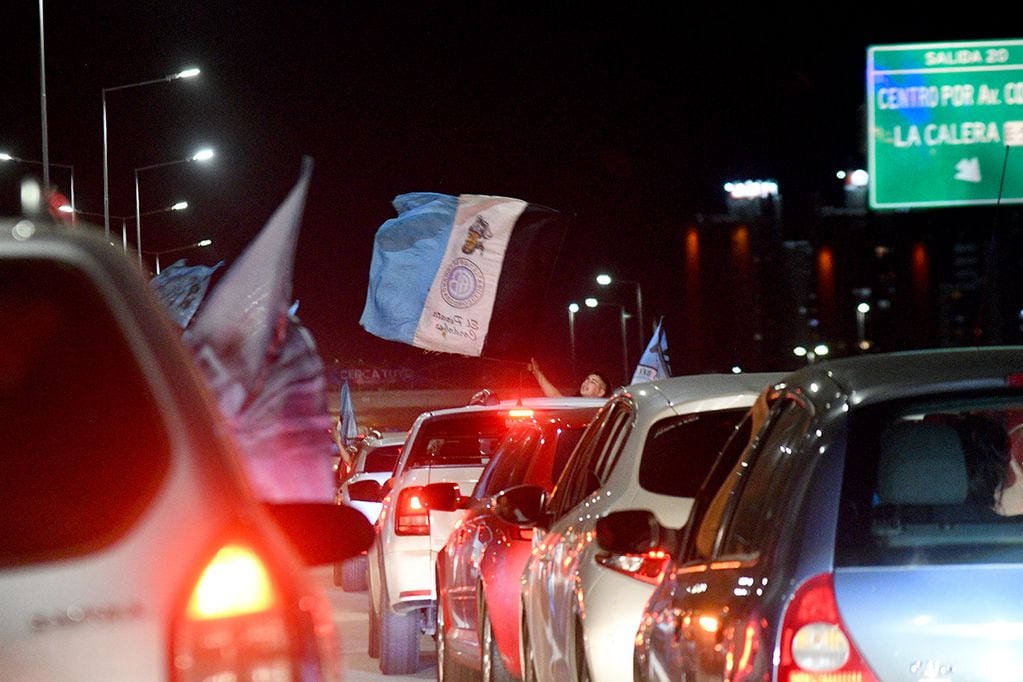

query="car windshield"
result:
[837,395,1023,567]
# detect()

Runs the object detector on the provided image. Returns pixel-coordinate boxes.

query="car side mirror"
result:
[346,479,384,502]
[595,509,676,555]
[493,484,550,529]
[263,502,374,566]
[419,481,464,512]
[381,477,395,495]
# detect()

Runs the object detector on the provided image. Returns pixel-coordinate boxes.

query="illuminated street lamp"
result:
[135,148,214,268]
[0,152,75,222]
[596,273,644,361]
[102,67,201,241]
[145,237,212,274]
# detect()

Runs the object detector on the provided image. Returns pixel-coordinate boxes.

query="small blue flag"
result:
[631,317,671,384]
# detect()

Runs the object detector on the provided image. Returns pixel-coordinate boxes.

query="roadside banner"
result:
[631,317,671,384]
[360,192,567,361]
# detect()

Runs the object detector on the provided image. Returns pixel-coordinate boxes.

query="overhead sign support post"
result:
[868,39,1023,210]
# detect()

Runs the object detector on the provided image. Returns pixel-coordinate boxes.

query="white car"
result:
[494,373,784,682]
[334,432,406,591]
[366,395,606,675]
[0,210,371,679]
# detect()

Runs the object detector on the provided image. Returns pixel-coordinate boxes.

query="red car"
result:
[434,402,602,681]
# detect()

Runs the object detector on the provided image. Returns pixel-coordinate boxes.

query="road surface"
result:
[310,566,439,681]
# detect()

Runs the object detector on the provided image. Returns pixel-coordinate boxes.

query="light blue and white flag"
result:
[631,317,671,384]
[337,378,359,448]
[360,192,567,361]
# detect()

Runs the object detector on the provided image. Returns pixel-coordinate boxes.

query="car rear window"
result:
[363,445,401,473]
[837,396,1023,567]
[639,408,750,497]
[0,259,170,565]
[406,413,511,467]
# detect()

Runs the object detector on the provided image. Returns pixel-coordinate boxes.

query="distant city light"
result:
[584,298,598,308]
[730,366,743,374]
[850,169,869,186]
[724,180,778,199]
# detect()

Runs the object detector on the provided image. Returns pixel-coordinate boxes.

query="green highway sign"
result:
[868,39,1023,209]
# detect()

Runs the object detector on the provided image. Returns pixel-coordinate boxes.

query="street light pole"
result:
[102,67,200,242]
[76,201,189,255]
[145,238,213,274]
[134,148,213,269]
[568,302,579,381]
[596,273,645,363]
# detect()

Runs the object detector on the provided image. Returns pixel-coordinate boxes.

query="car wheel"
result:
[480,600,513,682]
[340,555,368,592]
[368,596,380,659]
[520,606,538,682]
[379,596,421,674]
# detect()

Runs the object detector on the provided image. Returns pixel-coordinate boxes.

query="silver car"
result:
[614,347,1023,681]
[0,211,371,679]
[494,372,783,682]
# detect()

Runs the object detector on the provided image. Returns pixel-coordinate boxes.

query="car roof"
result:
[411,395,607,422]
[620,372,788,412]
[777,346,1023,409]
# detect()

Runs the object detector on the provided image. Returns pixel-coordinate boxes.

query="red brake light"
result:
[395,486,431,536]
[778,573,879,682]
[173,543,333,681]
[508,408,535,419]
[594,548,669,584]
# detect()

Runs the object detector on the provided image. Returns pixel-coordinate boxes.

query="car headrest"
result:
[877,421,968,505]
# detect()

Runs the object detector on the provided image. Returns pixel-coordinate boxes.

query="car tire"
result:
[368,596,381,659]
[481,600,514,682]
[338,555,368,592]
[379,594,421,674]
[520,606,539,682]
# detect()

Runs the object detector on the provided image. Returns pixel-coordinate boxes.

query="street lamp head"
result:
[0,153,13,161]
[175,67,201,80]
[171,201,189,211]
[197,239,213,247]
[596,273,612,286]
[568,302,580,313]
[191,148,214,162]
[584,297,598,308]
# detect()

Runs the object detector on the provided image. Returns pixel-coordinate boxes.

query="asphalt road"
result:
[309,565,439,681]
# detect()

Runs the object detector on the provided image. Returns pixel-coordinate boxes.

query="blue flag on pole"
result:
[360,192,567,361]
[631,317,671,384]
[337,378,359,449]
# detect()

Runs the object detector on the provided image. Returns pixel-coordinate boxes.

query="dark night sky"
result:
[3,4,1014,388]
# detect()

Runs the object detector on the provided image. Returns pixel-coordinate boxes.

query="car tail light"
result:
[172,543,327,681]
[778,573,879,682]
[507,408,534,419]
[395,486,430,536]
[594,548,669,584]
